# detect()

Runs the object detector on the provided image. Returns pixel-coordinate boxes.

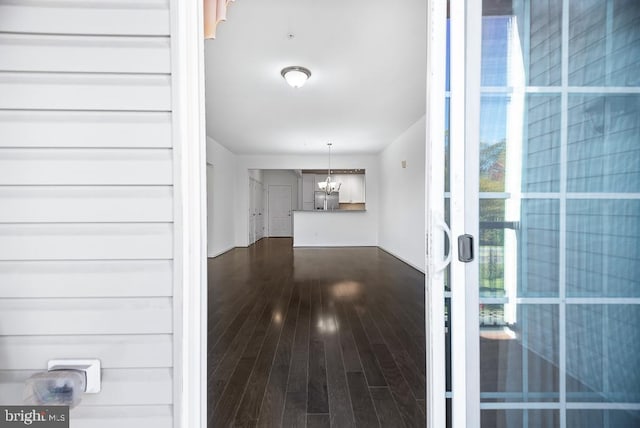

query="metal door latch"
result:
[457,234,474,262]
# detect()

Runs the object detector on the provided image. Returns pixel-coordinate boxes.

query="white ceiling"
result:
[204,0,426,155]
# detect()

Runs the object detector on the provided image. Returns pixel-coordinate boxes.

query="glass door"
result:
[445,0,640,427]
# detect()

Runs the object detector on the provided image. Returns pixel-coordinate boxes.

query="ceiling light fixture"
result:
[318,143,341,195]
[281,66,311,88]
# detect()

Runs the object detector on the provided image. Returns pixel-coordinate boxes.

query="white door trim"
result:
[449,0,482,427]
[170,0,207,427]
[249,178,256,244]
[186,2,479,428]
[425,0,448,427]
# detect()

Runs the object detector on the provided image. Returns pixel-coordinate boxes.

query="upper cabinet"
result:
[351,174,366,203]
[301,172,366,209]
[314,174,326,190]
[334,174,365,203]
[302,174,315,211]
[334,174,349,203]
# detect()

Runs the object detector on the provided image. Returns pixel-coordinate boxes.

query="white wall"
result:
[378,116,426,272]
[209,131,425,268]
[234,154,379,247]
[207,137,237,257]
[0,2,175,426]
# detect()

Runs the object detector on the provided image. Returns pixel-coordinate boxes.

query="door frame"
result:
[426,0,482,427]
[170,0,208,427]
[424,0,448,427]
[448,1,482,427]
[185,2,463,428]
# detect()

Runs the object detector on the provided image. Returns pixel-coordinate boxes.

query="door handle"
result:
[433,214,452,273]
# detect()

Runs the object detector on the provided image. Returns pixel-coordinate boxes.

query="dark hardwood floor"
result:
[208,238,426,428]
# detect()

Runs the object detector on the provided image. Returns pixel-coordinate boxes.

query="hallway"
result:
[207,238,426,427]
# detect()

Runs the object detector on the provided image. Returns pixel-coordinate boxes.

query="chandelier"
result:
[318,143,341,194]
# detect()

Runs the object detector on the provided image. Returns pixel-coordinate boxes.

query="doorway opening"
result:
[203,1,428,426]
[202,1,640,427]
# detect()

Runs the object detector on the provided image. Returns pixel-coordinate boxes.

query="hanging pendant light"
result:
[318,143,341,194]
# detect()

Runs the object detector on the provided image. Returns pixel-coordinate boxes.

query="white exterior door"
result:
[268,185,292,237]
[438,1,640,428]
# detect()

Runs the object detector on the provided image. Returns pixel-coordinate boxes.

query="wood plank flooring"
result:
[208,238,426,427]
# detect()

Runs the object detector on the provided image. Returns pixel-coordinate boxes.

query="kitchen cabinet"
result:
[335,174,349,203]
[334,174,365,203]
[302,176,314,210]
[303,173,325,210]
[302,173,365,207]
[350,174,366,203]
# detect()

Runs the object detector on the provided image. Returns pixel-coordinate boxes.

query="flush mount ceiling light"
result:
[280,66,311,88]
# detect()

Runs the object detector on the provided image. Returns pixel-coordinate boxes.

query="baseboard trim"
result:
[208,245,235,259]
[293,244,378,248]
[377,246,425,274]
[208,243,425,274]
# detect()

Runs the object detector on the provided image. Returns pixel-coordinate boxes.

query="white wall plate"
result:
[48,359,101,393]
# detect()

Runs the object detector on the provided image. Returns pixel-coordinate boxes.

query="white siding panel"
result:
[0,0,177,422]
[0,335,172,370]
[0,298,172,335]
[0,34,171,74]
[0,111,172,148]
[0,187,173,223]
[84,368,172,405]
[0,0,170,36]
[0,223,173,260]
[0,260,172,298]
[70,406,172,428]
[0,369,172,405]
[0,73,171,111]
[0,149,172,185]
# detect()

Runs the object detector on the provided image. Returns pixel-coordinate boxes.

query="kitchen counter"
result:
[293,209,366,213]
[292,210,375,247]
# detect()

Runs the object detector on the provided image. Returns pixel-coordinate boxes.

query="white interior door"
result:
[256,182,264,240]
[249,178,256,244]
[268,185,292,237]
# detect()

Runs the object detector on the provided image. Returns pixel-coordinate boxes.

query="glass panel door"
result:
[448,0,640,427]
